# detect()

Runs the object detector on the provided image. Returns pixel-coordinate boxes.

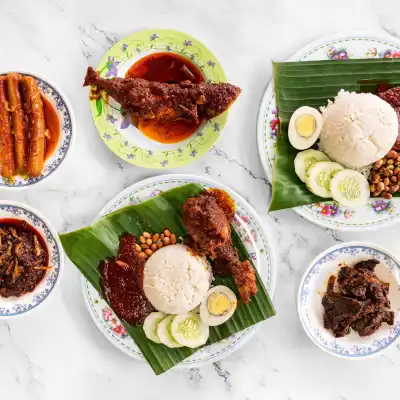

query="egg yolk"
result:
[295,114,316,138]
[207,292,230,316]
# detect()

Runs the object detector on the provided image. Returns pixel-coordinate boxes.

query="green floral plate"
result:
[89,29,228,169]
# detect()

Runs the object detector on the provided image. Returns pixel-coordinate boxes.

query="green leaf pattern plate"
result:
[83,174,276,368]
[257,32,400,230]
[89,29,228,169]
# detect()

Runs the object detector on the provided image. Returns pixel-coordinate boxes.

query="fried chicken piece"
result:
[183,190,257,303]
[83,67,241,124]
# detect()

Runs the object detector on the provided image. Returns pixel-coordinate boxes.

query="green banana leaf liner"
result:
[60,183,275,375]
[269,58,400,212]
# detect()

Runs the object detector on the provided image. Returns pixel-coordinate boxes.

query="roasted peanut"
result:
[370,184,376,192]
[164,229,171,237]
[145,249,153,256]
[141,243,149,250]
[163,236,171,245]
[371,174,380,183]
[377,181,385,192]
[157,242,164,249]
[135,244,142,252]
[139,235,146,244]
[387,159,394,165]
[170,234,177,244]
[152,233,159,242]
[151,243,157,251]
[139,252,146,258]
[383,177,390,186]
[387,150,398,159]
[143,232,151,239]
[146,238,152,246]
[382,191,393,199]
[160,233,165,239]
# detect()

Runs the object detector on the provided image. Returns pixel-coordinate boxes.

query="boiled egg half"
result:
[288,106,322,150]
[200,285,237,326]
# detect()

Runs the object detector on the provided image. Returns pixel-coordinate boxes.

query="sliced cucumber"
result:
[306,161,344,198]
[157,315,183,348]
[294,150,330,183]
[143,312,167,344]
[330,169,370,207]
[170,312,209,349]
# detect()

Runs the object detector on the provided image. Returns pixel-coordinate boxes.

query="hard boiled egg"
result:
[200,286,237,326]
[288,106,322,150]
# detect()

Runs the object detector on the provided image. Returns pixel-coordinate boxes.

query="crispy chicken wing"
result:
[183,189,257,303]
[83,67,241,124]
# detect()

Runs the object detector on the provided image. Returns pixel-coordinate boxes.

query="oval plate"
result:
[298,242,400,359]
[257,32,400,230]
[0,72,74,188]
[83,174,276,368]
[89,29,229,169]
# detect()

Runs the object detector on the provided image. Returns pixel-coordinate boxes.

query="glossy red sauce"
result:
[126,52,205,144]
[0,218,49,265]
[41,95,60,161]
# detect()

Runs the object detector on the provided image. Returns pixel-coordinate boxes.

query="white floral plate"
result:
[0,72,75,188]
[298,242,400,359]
[0,201,63,317]
[83,174,276,367]
[257,32,400,230]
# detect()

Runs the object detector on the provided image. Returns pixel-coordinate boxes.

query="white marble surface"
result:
[1,0,400,399]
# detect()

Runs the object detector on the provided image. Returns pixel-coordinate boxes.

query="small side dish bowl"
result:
[0,71,75,189]
[0,201,63,317]
[298,242,400,359]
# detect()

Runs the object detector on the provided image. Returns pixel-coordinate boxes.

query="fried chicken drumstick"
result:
[83,66,241,124]
[183,189,257,303]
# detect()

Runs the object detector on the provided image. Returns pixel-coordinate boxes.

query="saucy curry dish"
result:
[83,55,241,144]
[0,73,60,179]
[0,219,50,298]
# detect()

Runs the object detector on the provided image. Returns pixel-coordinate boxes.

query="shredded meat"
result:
[183,189,258,303]
[83,66,241,124]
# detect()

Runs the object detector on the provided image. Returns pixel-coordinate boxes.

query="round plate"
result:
[298,242,400,358]
[83,174,276,368]
[0,201,63,317]
[0,72,74,188]
[90,29,228,169]
[257,32,400,230]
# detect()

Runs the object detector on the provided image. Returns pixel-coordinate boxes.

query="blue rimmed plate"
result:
[0,71,75,188]
[0,201,63,317]
[298,242,400,359]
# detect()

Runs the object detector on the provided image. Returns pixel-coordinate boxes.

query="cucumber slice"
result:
[170,312,209,348]
[330,169,370,207]
[306,161,344,198]
[143,312,167,344]
[294,150,330,183]
[157,315,183,348]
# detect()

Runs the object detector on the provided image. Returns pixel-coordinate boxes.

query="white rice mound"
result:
[319,90,398,168]
[143,244,212,314]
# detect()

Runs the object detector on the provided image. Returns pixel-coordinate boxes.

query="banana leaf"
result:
[60,184,275,375]
[269,58,400,211]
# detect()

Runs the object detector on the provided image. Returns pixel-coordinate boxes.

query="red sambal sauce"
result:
[126,52,205,144]
[41,94,61,161]
[0,218,49,298]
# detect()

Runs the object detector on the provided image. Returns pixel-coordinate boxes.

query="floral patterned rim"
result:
[89,29,228,169]
[0,202,63,317]
[256,32,400,230]
[0,71,74,188]
[298,242,400,358]
[83,174,276,367]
